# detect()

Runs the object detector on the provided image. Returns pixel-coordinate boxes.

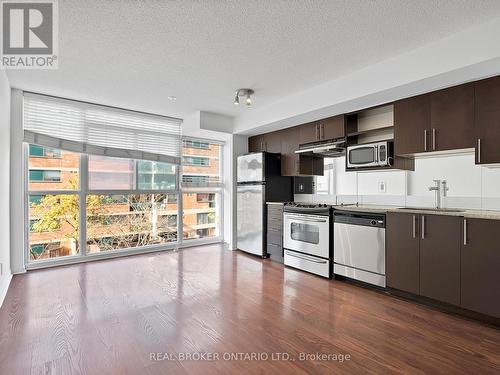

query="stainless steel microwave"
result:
[346,141,393,168]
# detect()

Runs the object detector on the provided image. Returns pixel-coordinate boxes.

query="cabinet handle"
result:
[316,124,319,140]
[463,219,467,245]
[421,215,425,239]
[477,139,481,164]
[412,215,416,238]
[320,124,324,139]
[432,128,436,150]
[424,130,428,151]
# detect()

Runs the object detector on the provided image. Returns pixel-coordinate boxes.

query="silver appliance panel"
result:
[333,221,386,276]
[283,213,330,259]
[346,141,390,168]
[237,184,264,256]
[237,153,264,183]
[334,264,386,287]
[284,250,330,278]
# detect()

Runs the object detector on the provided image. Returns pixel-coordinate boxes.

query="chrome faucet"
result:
[428,179,441,209]
[442,180,449,198]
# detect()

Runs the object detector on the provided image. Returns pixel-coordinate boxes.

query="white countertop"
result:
[332,204,500,220]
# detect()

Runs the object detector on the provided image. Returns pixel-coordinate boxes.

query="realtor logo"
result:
[1,0,58,69]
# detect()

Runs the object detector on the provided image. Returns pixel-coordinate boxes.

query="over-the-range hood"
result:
[295,137,346,157]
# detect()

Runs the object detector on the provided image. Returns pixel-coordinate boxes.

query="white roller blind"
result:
[23,93,182,164]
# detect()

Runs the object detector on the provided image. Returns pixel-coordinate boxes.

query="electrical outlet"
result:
[378,181,387,193]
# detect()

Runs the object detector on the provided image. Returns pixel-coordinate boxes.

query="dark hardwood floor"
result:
[0,244,499,374]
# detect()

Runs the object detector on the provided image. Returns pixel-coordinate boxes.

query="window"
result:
[315,158,335,195]
[88,156,177,191]
[181,139,222,241]
[183,156,210,166]
[86,194,178,253]
[28,148,79,190]
[137,160,176,190]
[28,193,79,260]
[197,212,215,225]
[25,138,221,264]
[29,144,61,158]
[196,193,216,207]
[183,140,209,149]
[29,170,61,182]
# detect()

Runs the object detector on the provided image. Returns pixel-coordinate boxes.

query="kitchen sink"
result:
[397,207,465,213]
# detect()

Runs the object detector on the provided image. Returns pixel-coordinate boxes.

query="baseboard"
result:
[0,273,13,309]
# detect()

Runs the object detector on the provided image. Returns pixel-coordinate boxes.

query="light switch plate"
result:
[378,181,387,193]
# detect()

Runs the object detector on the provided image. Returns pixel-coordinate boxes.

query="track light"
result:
[234,89,254,107]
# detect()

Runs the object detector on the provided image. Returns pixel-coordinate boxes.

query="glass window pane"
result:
[28,145,79,191]
[182,192,219,240]
[86,193,178,253]
[88,155,177,191]
[89,155,135,190]
[29,144,61,158]
[137,160,176,190]
[28,194,79,261]
[182,141,220,186]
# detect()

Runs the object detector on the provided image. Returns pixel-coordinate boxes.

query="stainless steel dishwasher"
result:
[333,211,386,287]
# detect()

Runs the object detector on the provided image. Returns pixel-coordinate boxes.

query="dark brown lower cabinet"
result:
[419,214,461,306]
[461,218,500,318]
[386,213,420,295]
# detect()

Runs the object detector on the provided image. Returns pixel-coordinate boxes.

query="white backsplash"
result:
[295,152,500,210]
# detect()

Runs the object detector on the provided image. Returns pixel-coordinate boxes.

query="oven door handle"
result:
[284,215,328,223]
[285,251,328,264]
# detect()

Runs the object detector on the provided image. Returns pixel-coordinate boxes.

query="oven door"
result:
[283,213,330,258]
[347,145,378,168]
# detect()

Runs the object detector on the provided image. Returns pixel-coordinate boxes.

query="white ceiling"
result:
[7,0,500,125]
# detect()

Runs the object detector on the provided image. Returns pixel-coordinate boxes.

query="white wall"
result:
[299,153,500,210]
[0,71,12,307]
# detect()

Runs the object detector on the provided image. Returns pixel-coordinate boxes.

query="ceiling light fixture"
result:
[234,88,254,107]
[168,96,177,101]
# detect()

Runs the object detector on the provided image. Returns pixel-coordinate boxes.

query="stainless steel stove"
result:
[283,202,332,278]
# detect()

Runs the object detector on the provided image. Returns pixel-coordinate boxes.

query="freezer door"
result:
[237,184,264,256]
[237,153,264,183]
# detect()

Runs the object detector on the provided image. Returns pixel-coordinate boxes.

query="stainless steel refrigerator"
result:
[237,152,293,257]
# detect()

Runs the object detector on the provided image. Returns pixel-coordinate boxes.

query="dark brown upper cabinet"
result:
[248,135,264,153]
[248,133,282,153]
[298,116,345,145]
[394,94,430,155]
[394,83,474,156]
[419,214,461,306]
[262,132,282,153]
[475,76,500,164]
[318,115,345,140]
[280,127,300,176]
[430,83,475,152]
[386,212,420,295]
[299,121,320,144]
[461,218,500,318]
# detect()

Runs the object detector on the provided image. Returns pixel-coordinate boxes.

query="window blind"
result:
[23,93,182,164]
